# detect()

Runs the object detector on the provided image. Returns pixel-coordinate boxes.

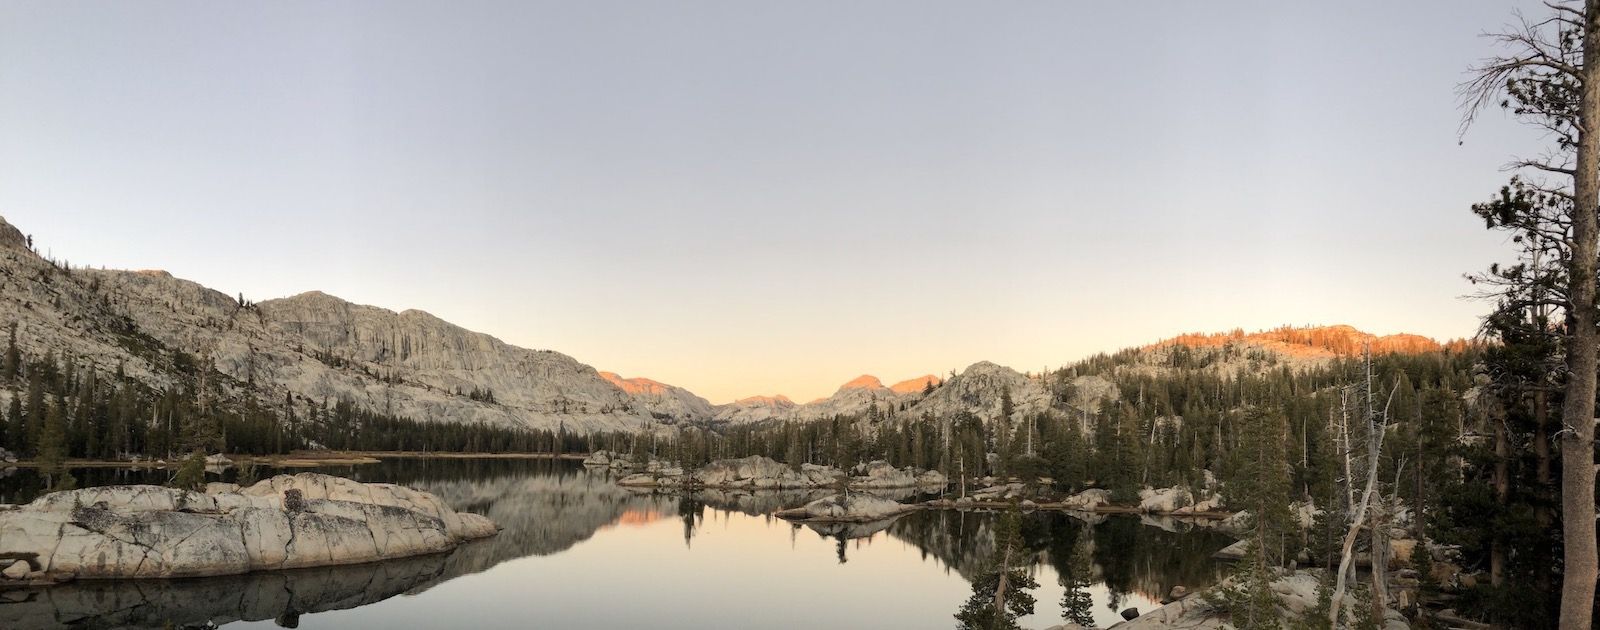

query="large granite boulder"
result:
[1138,485,1194,513]
[774,493,918,523]
[1171,493,1226,516]
[0,473,497,582]
[851,460,947,489]
[1060,488,1111,510]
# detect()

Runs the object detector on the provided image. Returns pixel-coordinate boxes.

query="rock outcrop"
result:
[710,395,797,424]
[1060,488,1112,510]
[714,362,1057,427]
[0,214,708,434]
[1138,486,1194,513]
[614,456,947,491]
[773,493,919,523]
[0,473,496,581]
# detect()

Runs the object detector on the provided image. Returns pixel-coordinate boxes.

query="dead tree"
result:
[1329,348,1397,628]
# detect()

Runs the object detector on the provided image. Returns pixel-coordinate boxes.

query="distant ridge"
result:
[1152,324,1443,358]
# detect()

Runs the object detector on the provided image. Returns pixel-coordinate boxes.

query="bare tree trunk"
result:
[1330,443,1381,628]
[1565,6,1600,627]
[1370,495,1391,622]
[1492,416,1509,587]
[1340,392,1356,511]
[991,542,1012,629]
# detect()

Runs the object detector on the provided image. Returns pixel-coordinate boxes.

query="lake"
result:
[0,458,1233,629]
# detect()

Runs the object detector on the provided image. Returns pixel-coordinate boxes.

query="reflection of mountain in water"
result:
[1,459,678,629]
[0,459,1230,628]
[3,551,453,630]
[407,466,675,582]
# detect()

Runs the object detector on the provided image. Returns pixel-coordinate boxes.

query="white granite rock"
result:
[774,494,917,523]
[1060,488,1111,510]
[0,474,497,581]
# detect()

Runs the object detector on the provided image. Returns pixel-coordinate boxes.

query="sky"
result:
[0,1,1558,404]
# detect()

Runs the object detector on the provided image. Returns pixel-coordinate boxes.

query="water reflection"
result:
[0,459,1229,629]
[3,550,454,629]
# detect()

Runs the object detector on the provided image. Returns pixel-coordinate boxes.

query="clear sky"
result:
[0,1,1553,404]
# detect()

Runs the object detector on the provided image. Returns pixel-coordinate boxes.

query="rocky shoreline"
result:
[587,453,949,490]
[0,473,498,584]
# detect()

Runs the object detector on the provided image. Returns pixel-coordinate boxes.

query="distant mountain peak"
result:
[599,371,671,396]
[839,375,885,391]
[1155,324,1442,358]
[889,375,941,394]
[734,394,794,406]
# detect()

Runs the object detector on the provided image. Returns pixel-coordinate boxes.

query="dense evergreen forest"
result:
[0,324,598,466]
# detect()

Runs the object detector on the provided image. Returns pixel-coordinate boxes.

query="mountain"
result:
[889,375,941,394]
[1152,325,1444,361]
[0,215,694,433]
[711,395,796,424]
[0,214,1458,438]
[709,362,1050,427]
[598,371,716,421]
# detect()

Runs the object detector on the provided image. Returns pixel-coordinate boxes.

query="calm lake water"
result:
[0,459,1232,629]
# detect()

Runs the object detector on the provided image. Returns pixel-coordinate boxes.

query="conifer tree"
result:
[37,400,74,490]
[1058,534,1095,627]
[955,510,1038,630]
[2,322,18,382]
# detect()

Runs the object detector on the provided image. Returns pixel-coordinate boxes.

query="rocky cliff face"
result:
[0,215,698,433]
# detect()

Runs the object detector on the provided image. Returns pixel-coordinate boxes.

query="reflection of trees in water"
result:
[1086,515,1230,603]
[678,495,704,548]
[887,511,1230,605]
[3,460,1232,629]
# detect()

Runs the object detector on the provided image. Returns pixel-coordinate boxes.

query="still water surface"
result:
[0,459,1230,629]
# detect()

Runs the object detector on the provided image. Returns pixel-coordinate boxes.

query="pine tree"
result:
[955,511,1038,630]
[1058,534,1095,627]
[37,400,74,491]
[2,322,18,382]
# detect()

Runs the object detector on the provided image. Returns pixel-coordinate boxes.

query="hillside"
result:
[1153,324,1443,359]
[0,215,692,433]
[0,214,1461,438]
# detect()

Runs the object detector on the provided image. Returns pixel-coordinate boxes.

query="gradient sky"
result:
[0,1,1556,403]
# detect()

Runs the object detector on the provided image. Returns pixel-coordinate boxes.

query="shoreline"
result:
[4,450,589,469]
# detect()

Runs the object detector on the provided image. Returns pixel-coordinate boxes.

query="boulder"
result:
[1060,488,1111,510]
[1213,539,1250,560]
[915,469,948,487]
[773,494,917,523]
[1137,486,1193,513]
[851,460,947,489]
[972,483,1025,501]
[1171,493,1226,516]
[2,560,28,579]
[1164,585,1189,603]
[1121,607,1141,620]
[0,473,497,581]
